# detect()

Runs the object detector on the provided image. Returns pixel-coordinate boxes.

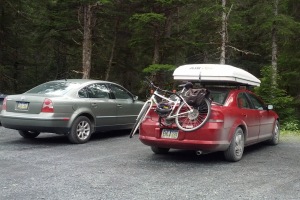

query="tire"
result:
[129,102,151,138]
[18,130,40,138]
[175,98,211,132]
[224,127,245,162]
[68,116,92,144]
[151,146,170,154]
[266,120,280,145]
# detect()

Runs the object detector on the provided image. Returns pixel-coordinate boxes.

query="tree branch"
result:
[227,45,260,56]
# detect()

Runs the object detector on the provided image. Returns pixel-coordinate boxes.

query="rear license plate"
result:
[161,129,178,139]
[16,102,29,110]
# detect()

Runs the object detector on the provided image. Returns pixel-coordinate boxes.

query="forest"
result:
[0,0,300,130]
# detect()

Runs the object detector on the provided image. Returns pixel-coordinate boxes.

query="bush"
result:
[281,120,300,132]
[255,66,299,128]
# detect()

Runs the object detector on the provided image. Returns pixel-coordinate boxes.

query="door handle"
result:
[117,104,122,108]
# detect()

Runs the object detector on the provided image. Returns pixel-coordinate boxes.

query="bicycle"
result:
[129,78,211,138]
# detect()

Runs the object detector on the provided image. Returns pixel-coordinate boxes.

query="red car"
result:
[137,64,280,161]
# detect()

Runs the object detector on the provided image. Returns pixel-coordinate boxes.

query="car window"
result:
[78,88,88,98]
[26,81,80,95]
[109,84,132,100]
[79,83,109,99]
[237,93,251,109]
[247,93,265,110]
[210,90,228,105]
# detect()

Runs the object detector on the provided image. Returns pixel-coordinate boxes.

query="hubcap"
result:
[76,121,90,140]
[188,109,199,120]
[274,123,279,142]
[234,133,244,157]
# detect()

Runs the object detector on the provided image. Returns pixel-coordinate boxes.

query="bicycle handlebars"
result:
[144,77,174,95]
[145,77,193,96]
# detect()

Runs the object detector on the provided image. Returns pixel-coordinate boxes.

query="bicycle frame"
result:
[139,86,194,124]
[130,79,211,138]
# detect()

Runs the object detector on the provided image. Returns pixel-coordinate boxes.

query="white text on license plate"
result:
[161,129,178,139]
[16,102,29,110]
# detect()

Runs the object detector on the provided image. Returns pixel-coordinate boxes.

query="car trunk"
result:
[5,95,51,114]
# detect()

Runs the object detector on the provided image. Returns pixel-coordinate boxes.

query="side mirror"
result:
[267,105,273,110]
[133,96,139,101]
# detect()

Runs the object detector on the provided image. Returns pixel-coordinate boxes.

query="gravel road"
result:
[0,127,299,200]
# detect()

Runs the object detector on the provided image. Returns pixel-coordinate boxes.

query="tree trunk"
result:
[82,4,94,79]
[271,0,278,86]
[105,18,120,81]
[220,0,226,64]
[152,31,160,64]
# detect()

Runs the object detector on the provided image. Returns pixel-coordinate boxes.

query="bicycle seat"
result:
[179,82,193,89]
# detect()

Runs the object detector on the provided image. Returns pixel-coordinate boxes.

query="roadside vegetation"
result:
[281,121,300,136]
[1,0,300,130]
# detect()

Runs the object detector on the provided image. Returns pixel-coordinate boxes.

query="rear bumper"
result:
[139,119,230,152]
[0,114,70,134]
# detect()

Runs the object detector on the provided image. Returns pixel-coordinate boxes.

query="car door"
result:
[237,92,260,144]
[108,83,138,125]
[80,83,117,127]
[246,93,274,141]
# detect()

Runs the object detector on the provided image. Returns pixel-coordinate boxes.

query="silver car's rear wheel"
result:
[18,130,40,138]
[68,116,92,144]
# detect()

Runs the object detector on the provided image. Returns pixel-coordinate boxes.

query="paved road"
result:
[0,127,300,200]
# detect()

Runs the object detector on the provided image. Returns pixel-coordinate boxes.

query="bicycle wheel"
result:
[129,101,151,138]
[175,98,211,132]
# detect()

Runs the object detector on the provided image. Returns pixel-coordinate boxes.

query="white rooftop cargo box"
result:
[173,64,261,86]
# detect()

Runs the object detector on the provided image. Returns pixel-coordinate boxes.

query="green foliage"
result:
[142,64,176,74]
[281,119,300,132]
[0,0,299,109]
[255,66,298,125]
[130,13,166,25]
[142,64,176,90]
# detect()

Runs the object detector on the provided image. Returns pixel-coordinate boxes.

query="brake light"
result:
[209,110,224,123]
[2,97,7,110]
[41,98,54,113]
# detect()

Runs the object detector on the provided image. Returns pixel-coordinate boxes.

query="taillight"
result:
[2,97,7,110]
[209,110,224,123]
[41,98,54,113]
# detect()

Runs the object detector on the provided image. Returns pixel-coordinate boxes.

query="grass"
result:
[280,130,300,142]
[281,130,300,136]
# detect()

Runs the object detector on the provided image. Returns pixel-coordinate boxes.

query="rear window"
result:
[25,81,80,95]
[209,89,229,105]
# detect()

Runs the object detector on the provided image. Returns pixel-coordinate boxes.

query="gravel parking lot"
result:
[0,127,300,200]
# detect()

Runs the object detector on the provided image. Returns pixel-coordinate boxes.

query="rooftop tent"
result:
[173,64,261,86]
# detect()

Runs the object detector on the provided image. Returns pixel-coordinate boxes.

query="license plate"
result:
[16,102,29,110]
[161,129,178,139]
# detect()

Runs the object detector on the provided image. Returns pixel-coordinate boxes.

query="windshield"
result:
[25,81,80,96]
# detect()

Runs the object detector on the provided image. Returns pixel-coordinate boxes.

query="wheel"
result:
[129,102,151,138]
[266,120,280,145]
[224,127,245,162]
[68,116,93,144]
[18,130,40,138]
[151,146,170,154]
[175,98,211,132]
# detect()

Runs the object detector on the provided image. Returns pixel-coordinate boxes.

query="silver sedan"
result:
[0,79,144,144]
